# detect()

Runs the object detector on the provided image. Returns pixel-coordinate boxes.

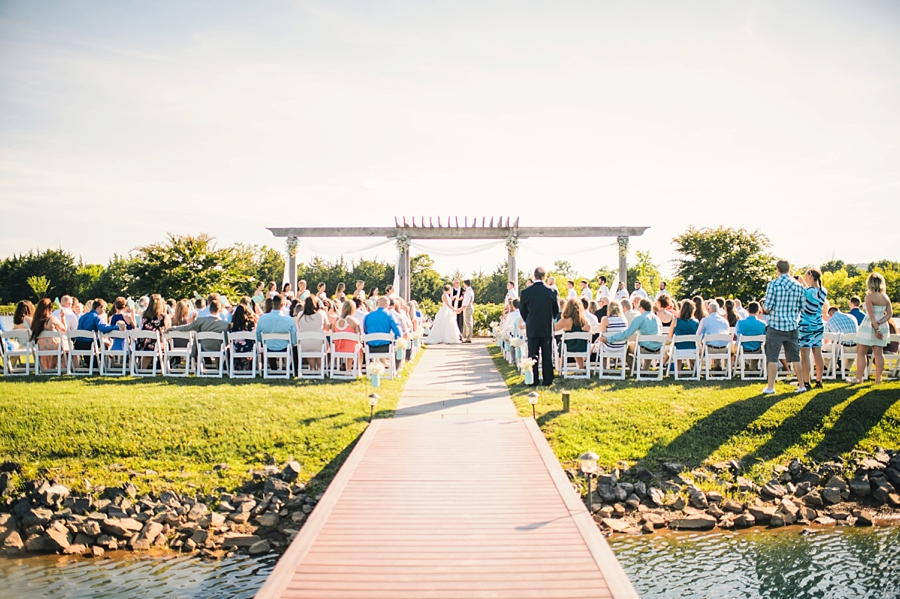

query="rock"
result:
[79,520,102,537]
[22,508,53,527]
[281,461,302,483]
[187,503,209,522]
[602,518,633,533]
[642,513,666,529]
[140,522,164,544]
[707,503,725,518]
[669,514,716,530]
[706,490,725,504]
[802,507,818,521]
[209,513,226,527]
[131,539,151,551]
[41,484,70,506]
[849,476,870,497]
[264,478,291,499]
[641,523,655,534]
[612,503,627,517]
[795,472,821,487]
[829,510,850,521]
[689,490,709,509]
[190,530,209,545]
[794,481,811,497]
[663,462,684,474]
[748,506,777,525]
[25,534,47,552]
[733,513,756,528]
[769,514,785,528]
[222,533,261,548]
[779,498,800,516]
[101,518,144,537]
[256,513,279,528]
[290,512,307,524]
[789,458,802,475]
[91,545,105,558]
[248,539,270,555]
[873,479,894,503]
[779,471,792,484]
[648,488,665,506]
[722,499,744,514]
[0,472,11,496]
[659,481,681,494]
[821,487,842,504]
[183,538,197,552]
[814,515,836,526]
[45,522,72,551]
[854,510,875,526]
[63,544,86,555]
[761,481,787,499]
[666,496,686,511]
[3,531,24,554]
[614,486,628,502]
[803,491,824,507]
[736,477,756,492]
[228,512,250,524]
[633,481,647,498]
[888,493,900,508]
[884,467,900,491]
[625,495,641,510]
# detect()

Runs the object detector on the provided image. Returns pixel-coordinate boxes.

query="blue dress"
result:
[799,287,827,348]
[672,318,699,349]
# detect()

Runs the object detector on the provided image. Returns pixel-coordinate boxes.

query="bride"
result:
[424,284,461,345]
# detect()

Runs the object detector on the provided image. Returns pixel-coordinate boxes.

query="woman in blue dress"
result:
[798,268,827,389]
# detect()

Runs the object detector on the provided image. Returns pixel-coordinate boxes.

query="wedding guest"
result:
[354,280,366,300]
[725,300,740,328]
[848,296,865,325]
[136,294,170,366]
[353,297,368,333]
[735,301,767,352]
[655,296,675,330]
[364,297,401,360]
[621,298,639,324]
[581,299,599,327]
[655,281,671,301]
[73,299,124,368]
[595,276,610,301]
[630,281,649,303]
[825,306,858,335]
[580,280,592,303]
[332,300,362,371]
[598,300,628,353]
[252,283,266,307]
[799,268,828,389]
[593,297,609,321]
[335,282,346,302]
[599,298,662,354]
[614,281,628,301]
[693,295,708,324]
[697,300,730,352]
[734,299,749,320]
[30,298,66,370]
[13,300,34,331]
[230,304,257,369]
[296,296,329,371]
[519,266,560,387]
[666,300,699,371]
[854,272,893,384]
[52,295,79,331]
[555,298,589,370]
[169,298,230,362]
[762,259,805,394]
[255,295,297,366]
[316,282,328,301]
[263,297,274,315]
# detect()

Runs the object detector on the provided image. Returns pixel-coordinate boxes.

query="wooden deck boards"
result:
[255,342,638,599]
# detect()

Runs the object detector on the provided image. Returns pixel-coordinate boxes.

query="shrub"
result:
[474,303,504,336]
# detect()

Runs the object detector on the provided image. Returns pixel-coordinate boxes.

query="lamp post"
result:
[368,393,380,422]
[578,451,599,515]
[527,391,539,419]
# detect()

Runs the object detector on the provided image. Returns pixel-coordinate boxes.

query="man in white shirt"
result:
[595,276,610,302]
[614,281,629,301]
[734,299,749,320]
[462,279,475,343]
[505,281,518,303]
[52,295,79,331]
[579,280,592,303]
[566,280,578,301]
[630,281,649,304]
[582,299,599,327]
[546,277,559,295]
[655,282,671,301]
[198,293,229,321]
[621,298,640,324]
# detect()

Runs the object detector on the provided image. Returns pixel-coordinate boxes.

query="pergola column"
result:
[506,234,519,288]
[617,236,628,288]
[396,235,411,301]
[286,236,299,293]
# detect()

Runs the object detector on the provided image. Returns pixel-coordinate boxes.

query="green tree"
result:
[74,263,106,299]
[0,248,78,303]
[128,233,246,299]
[26,275,50,300]
[94,254,137,300]
[410,254,444,303]
[234,244,285,292]
[672,226,774,300]
[821,259,861,277]
[626,250,662,292]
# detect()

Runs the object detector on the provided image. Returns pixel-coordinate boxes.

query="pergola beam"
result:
[268,226,649,240]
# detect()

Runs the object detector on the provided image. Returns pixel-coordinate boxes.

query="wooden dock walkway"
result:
[255,341,638,599]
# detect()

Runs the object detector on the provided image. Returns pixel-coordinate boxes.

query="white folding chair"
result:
[818,332,840,380]
[100,330,130,376]
[228,332,258,378]
[596,341,628,379]
[34,330,65,376]
[130,330,163,376]
[839,334,859,380]
[884,334,900,380]
[195,332,226,377]
[668,335,700,380]
[735,335,766,380]
[702,333,733,380]
[260,332,293,379]
[1,330,32,376]
[561,331,592,379]
[297,331,328,379]
[633,334,667,381]
[330,332,362,380]
[363,333,396,380]
[66,330,100,375]
[162,331,193,376]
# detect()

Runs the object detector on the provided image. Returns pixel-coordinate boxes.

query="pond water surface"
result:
[0,526,897,598]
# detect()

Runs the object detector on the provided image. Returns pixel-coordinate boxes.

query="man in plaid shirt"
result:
[761,259,804,394]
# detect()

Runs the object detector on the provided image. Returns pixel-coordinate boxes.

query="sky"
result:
[1,1,898,280]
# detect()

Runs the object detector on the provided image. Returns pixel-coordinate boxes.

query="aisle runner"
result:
[256,341,638,599]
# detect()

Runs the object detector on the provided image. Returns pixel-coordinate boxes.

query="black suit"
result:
[451,286,464,332]
[519,280,560,386]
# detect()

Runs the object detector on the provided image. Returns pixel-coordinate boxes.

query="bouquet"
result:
[510,337,526,349]
[367,361,386,376]
[519,357,536,372]
[395,338,409,351]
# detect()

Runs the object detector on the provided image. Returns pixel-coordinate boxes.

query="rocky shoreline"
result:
[572,448,900,536]
[0,460,314,559]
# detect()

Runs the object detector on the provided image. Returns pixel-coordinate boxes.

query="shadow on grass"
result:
[304,430,364,495]
[741,386,858,464]
[809,387,900,460]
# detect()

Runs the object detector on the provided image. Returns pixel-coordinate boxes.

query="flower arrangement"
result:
[519,357,536,372]
[367,361,386,376]
[510,337,526,349]
[395,338,409,351]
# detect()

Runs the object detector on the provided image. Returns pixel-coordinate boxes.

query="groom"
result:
[462,279,475,343]
[451,279,464,335]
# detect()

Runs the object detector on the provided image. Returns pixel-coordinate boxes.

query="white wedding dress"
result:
[424,293,461,345]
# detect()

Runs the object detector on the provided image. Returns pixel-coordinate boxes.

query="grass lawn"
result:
[491,346,900,491]
[0,355,420,497]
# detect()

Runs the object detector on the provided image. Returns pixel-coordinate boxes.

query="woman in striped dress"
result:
[799,268,827,389]
[599,301,629,352]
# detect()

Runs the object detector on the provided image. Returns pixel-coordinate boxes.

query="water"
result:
[0,527,897,598]
[609,525,900,599]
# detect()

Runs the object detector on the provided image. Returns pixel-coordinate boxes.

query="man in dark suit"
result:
[519,266,559,386]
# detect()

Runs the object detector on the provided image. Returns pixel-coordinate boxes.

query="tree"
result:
[672,226,774,300]
[626,250,661,291]
[552,260,576,280]
[0,248,78,303]
[410,254,444,303]
[27,275,50,300]
[74,263,106,299]
[128,233,246,299]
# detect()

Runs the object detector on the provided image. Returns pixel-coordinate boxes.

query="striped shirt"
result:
[762,274,803,332]
[825,311,858,335]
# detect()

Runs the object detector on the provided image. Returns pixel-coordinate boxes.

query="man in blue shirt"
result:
[73,299,126,369]
[735,301,767,352]
[825,306,859,336]
[848,297,865,325]
[762,259,804,394]
[256,295,298,368]
[599,298,662,351]
[364,297,402,355]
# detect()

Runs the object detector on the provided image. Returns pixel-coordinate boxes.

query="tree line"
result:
[1,228,897,311]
